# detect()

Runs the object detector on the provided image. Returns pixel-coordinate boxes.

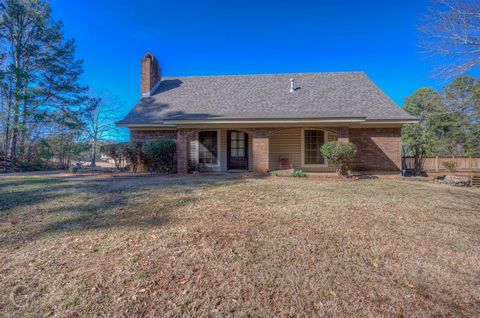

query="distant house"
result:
[117,53,416,173]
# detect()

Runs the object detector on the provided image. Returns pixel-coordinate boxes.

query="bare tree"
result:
[83,92,120,168]
[421,0,480,78]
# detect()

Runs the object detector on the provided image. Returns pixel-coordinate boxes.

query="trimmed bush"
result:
[321,141,357,176]
[142,139,176,173]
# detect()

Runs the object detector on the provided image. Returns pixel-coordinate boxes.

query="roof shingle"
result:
[117,72,414,125]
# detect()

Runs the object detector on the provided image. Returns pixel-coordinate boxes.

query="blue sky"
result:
[50,0,462,140]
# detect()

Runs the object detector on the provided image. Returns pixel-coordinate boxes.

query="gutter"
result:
[163,117,368,125]
[116,117,418,128]
[116,117,367,127]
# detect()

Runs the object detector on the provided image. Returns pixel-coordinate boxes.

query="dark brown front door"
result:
[227,130,248,170]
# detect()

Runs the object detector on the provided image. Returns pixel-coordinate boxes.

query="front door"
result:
[227,130,248,170]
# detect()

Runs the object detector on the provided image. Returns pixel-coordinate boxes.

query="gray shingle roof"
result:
[117,72,415,125]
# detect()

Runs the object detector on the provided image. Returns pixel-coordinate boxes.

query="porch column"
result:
[252,129,269,173]
[337,127,350,142]
[176,129,189,174]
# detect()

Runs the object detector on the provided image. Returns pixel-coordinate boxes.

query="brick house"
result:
[117,53,417,174]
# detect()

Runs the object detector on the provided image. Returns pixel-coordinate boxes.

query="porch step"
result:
[471,175,480,187]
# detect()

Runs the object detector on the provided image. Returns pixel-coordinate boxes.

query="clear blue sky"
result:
[50,0,465,140]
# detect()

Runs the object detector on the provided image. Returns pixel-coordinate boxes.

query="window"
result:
[230,131,245,157]
[198,131,218,164]
[303,129,325,165]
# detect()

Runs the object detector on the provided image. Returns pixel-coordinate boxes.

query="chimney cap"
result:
[143,52,155,61]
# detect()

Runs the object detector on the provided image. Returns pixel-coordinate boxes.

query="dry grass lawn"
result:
[0,174,479,317]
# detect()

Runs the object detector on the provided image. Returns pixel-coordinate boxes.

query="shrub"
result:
[442,160,457,172]
[188,160,200,173]
[292,170,307,177]
[16,158,50,171]
[100,143,124,170]
[321,141,357,176]
[142,139,176,173]
[122,142,143,172]
[69,165,79,174]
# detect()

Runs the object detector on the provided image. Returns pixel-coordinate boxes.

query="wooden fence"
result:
[403,156,480,172]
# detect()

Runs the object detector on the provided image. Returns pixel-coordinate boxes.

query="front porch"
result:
[176,127,352,174]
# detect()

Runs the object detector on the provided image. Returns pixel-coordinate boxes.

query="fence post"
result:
[470,156,472,171]
[435,156,439,172]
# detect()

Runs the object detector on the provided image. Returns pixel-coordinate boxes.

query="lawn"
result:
[0,174,479,317]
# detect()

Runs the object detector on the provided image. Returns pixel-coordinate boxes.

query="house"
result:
[116,53,417,174]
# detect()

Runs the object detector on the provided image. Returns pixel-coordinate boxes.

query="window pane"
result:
[304,130,325,164]
[237,149,245,157]
[199,131,218,164]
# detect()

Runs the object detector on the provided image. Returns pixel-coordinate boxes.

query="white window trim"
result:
[301,128,328,168]
[196,129,221,168]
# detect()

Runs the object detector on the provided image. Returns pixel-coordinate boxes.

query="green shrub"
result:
[442,160,457,172]
[122,142,143,172]
[16,158,50,171]
[291,170,307,177]
[142,139,176,173]
[320,141,357,176]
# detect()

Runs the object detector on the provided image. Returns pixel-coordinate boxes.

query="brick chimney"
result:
[141,52,161,97]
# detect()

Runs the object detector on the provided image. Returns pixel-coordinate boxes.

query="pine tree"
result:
[0,0,85,171]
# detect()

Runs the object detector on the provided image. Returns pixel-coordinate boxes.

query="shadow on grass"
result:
[0,175,244,247]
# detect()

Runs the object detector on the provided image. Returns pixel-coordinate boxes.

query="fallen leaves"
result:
[0,176,479,317]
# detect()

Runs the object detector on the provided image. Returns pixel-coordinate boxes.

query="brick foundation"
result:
[349,128,401,171]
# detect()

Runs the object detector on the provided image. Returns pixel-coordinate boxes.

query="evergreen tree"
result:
[402,76,480,169]
[0,0,85,171]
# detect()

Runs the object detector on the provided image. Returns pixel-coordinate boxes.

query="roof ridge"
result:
[162,71,366,79]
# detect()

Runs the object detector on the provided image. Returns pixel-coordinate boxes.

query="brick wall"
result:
[251,129,270,173]
[141,53,160,97]
[349,128,401,171]
[130,130,177,142]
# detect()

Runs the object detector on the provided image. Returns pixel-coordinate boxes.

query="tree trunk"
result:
[9,101,20,172]
[3,96,12,173]
[91,139,97,168]
[18,84,29,160]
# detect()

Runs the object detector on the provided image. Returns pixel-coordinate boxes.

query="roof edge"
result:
[116,117,418,128]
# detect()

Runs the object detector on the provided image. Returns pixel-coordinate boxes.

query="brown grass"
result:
[0,174,479,317]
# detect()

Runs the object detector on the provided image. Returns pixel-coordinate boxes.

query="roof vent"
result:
[290,78,295,93]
